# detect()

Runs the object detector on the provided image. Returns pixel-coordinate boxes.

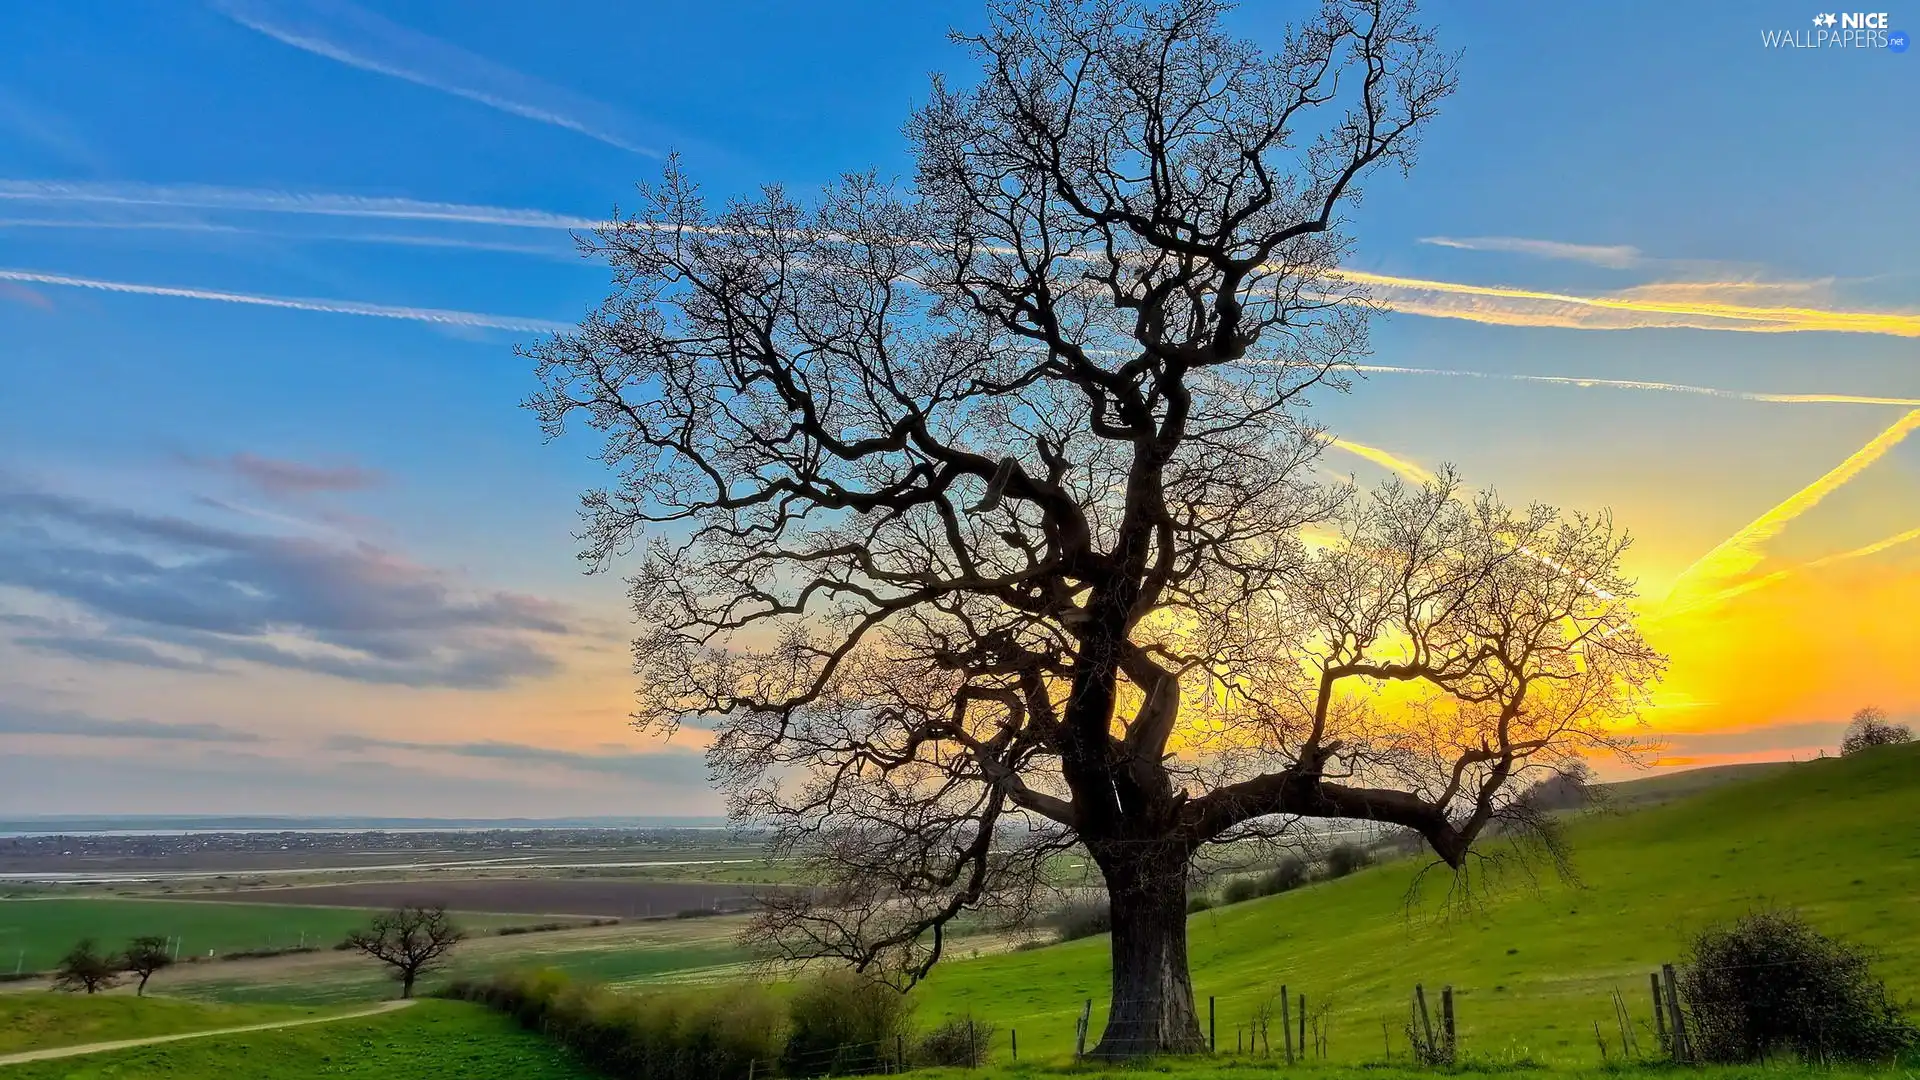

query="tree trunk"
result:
[401,969,416,999]
[1090,848,1206,1058]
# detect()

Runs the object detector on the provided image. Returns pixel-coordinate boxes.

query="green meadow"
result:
[0,898,531,974]
[912,745,1920,1066]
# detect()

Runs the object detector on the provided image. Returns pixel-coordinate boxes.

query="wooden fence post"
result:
[897,1033,905,1071]
[967,1018,976,1068]
[1662,963,1690,1062]
[1281,985,1293,1064]
[1651,971,1669,1055]
[1415,984,1435,1061]
[1075,998,1092,1058]
[1011,1028,1017,1062]
[1442,985,1456,1060]
[1298,993,1307,1062]
[1209,995,1216,1052]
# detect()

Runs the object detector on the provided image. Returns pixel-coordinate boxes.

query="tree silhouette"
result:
[530,0,1663,1056]
[121,935,173,996]
[52,939,121,995]
[344,905,464,999]
[1840,706,1911,756]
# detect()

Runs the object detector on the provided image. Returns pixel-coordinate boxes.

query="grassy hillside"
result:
[913,745,1920,1065]
[0,995,333,1056]
[0,1000,593,1079]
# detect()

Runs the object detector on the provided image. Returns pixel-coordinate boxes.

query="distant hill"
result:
[917,743,1920,1065]
[1596,759,1800,809]
[0,815,731,834]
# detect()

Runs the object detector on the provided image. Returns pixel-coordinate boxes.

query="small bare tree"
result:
[344,905,464,998]
[530,0,1662,1057]
[122,935,173,996]
[1840,706,1911,756]
[52,938,121,995]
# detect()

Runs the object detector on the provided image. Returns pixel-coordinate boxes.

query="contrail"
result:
[1663,523,1920,613]
[212,0,662,155]
[0,179,604,229]
[1353,365,1920,407]
[1326,438,1436,484]
[0,268,567,332]
[1663,407,1920,612]
[1336,268,1920,337]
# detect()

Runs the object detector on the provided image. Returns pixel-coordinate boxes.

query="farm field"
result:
[146,915,759,1005]
[912,744,1920,1066]
[0,999,594,1079]
[163,877,777,918]
[0,898,548,974]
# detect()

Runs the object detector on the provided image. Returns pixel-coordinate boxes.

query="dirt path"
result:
[0,998,416,1067]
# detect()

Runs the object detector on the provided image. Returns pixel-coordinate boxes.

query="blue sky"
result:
[0,0,1914,815]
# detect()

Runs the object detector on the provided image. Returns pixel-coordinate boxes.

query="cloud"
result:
[182,452,384,496]
[1419,236,1644,269]
[1334,269,1920,337]
[0,268,567,333]
[1664,408,1920,611]
[328,734,711,785]
[0,486,574,689]
[0,280,52,310]
[1650,721,1845,758]
[212,0,663,155]
[0,703,258,742]
[1354,365,1920,407]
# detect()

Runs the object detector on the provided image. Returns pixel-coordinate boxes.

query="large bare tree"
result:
[529,0,1663,1056]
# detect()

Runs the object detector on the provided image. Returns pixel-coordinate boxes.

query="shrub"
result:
[52,938,121,994]
[1323,842,1373,879]
[916,1016,996,1067]
[1680,910,1917,1064]
[1221,857,1309,905]
[1049,900,1111,941]
[446,968,781,1080]
[1186,893,1216,913]
[782,969,914,1077]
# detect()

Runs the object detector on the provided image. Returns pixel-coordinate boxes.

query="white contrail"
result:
[0,179,604,229]
[1353,365,1920,407]
[212,0,661,155]
[0,268,567,332]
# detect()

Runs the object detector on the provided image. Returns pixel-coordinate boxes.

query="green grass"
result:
[0,899,533,973]
[913,745,1920,1066]
[0,995,334,1056]
[0,999,594,1079]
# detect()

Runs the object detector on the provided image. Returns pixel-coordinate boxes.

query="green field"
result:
[0,995,336,1056]
[0,898,533,974]
[0,999,593,1079]
[913,744,1920,1066]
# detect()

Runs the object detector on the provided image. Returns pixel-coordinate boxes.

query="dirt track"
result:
[0,999,415,1067]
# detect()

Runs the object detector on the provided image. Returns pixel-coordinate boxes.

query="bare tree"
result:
[529,0,1662,1057]
[344,905,464,998]
[1840,706,1911,756]
[122,935,173,996]
[52,938,121,995]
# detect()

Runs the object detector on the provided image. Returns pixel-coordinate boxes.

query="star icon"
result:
[1824,13,1839,26]
[1813,12,1824,23]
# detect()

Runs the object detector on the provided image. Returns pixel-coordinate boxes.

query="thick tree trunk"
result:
[1090,849,1206,1058]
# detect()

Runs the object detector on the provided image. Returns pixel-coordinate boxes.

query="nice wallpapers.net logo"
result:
[1762,11,1908,49]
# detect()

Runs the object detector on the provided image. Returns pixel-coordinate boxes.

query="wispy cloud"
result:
[1354,365,1920,407]
[328,734,710,784]
[211,0,663,155]
[1337,269,1920,337]
[182,452,384,496]
[0,704,258,742]
[1418,235,1644,269]
[0,268,566,332]
[1663,408,1920,611]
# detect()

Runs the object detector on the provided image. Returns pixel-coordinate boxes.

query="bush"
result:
[1049,900,1111,941]
[446,968,782,1080]
[1323,842,1372,879]
[1221,857,1309,905]
[916,1016,996,1067]
[1680,910,1917,1064]
[782,968,914,1077]
[1186,893,1216,913]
